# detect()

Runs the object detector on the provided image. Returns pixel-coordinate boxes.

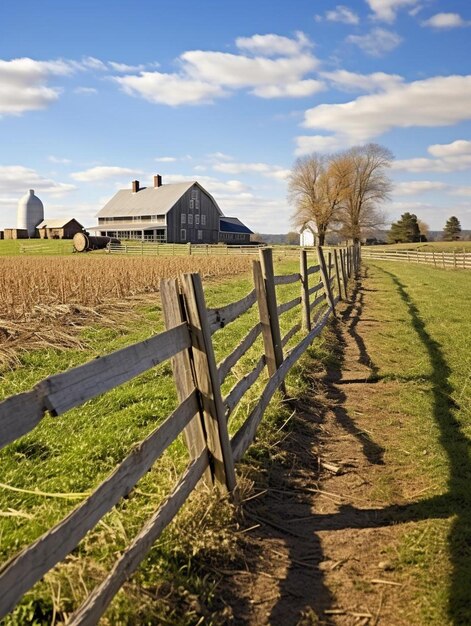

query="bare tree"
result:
[333,143,393,243]
[288,154,345,246]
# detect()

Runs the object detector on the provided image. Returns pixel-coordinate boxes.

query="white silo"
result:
[17,189,44,237]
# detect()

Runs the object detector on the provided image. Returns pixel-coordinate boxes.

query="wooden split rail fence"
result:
[361,248,471,269]
[0,245,360,624]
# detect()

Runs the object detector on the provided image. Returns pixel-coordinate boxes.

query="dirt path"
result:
[219,273,418,625]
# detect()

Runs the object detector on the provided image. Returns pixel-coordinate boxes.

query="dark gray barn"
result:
[91,176,252,244]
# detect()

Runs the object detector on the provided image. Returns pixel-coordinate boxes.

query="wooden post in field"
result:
[327,251,332,280]
[340,249,348,299]
[453,251,457,269]
[317,246,337,317]
[433,251,436,268]
[300,249,311,331]
[253,249,285,394]
[442,252,445,268]
[160,279,213,487]
[333,249,342,301]
[179,273,236,492]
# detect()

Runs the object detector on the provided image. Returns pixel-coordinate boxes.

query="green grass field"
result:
[369,240,471,252]
[0,256,313,625]
[359,260,471,625]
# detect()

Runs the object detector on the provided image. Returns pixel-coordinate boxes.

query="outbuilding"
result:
[37,218,84,240]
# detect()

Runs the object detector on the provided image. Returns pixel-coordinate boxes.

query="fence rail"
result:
[0,244,360,623]
[362,248,471,269]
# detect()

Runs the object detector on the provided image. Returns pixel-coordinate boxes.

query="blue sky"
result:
[1,0,470,233]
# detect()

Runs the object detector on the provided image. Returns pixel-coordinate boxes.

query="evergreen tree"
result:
[388,212,421,243]
[443,216,461,241]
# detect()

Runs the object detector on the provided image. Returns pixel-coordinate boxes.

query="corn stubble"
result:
[0,255,253,368]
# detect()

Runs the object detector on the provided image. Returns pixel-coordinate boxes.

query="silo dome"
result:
[17,189,44,237]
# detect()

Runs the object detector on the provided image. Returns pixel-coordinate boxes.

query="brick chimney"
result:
[132,180,140,193]
[154,174,162,188]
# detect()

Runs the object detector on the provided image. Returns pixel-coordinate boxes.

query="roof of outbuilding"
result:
[37,218,82,228]
[96,182,223,218]
[219,217,253,234]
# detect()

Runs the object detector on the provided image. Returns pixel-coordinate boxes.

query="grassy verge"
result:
[0,254,324,625]
[357,261,471,625]
[370,241,471,252]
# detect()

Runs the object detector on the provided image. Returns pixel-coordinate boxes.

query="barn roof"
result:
[219,217,253,234]
[96,182,223,218]
[37,218,82,228]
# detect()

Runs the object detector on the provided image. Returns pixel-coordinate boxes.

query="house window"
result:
[180,229,186,241]
[188,214,193,225]
[181,214,186,225]
[201,214,206,226]
[195,214,200,225]
[197,229,203,240]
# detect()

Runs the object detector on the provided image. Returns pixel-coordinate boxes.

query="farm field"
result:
[212,259,471,625]
[0,251,319,624]
[1,251,470,625]
[368,240,471,252]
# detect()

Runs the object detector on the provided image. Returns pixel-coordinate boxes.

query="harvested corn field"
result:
[0,255,253,369]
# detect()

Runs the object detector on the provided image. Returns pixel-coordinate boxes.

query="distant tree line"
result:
[388,213,462,243]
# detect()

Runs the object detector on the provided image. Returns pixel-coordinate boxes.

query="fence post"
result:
[327,251,332,280]
[259,248,284,372]
[317,246,337,317]
[453,251,457,269]
[179,273,237,492]
[300,249,311,331]
[433,251,436,267]
[333,249,342,302]
[160,279,213,487]
[340,249,348,299]
[442,252,445,269]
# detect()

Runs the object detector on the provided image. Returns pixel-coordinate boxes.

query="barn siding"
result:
[167,184,221,244]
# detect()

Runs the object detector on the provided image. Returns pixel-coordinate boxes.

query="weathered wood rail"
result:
[361,248,471,269]
[0,244,360,623]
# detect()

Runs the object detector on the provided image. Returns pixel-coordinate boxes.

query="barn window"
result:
[181,214,186,224]
[201,214,206,226]
[195,214,200,225]
[197,229,203,240]
[188,214,193,225]
[180,229,186,241]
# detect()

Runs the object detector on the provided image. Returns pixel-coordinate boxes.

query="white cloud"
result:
[422,13,470,29]
[213,161,290,180]
[158,173,251,195]
[80,56,107,71]
[155,156,177,162]
[253,79,325,98]
[113,71,226,106]
[346,28,402,56]
[324,5,360,24]
[301,75,471,147]
[393,141,471,173]
[180,50,318,88]
[295,135,344,155]
[0,165,75,197]
[321,69,403,92]
[235,32,312,57]
[0,57,74,115]
[114,33,319,105]
[451,186,471,196]
[394,180,448,195]
[428,140,471,158]
[74,86,98,95]
[48,155,71,164]
[108,61,148,73]
[70,166,140,182]
[366,0,421,23]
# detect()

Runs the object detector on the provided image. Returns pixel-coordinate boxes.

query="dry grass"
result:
[0,255,253,369]
[0,255,253,317]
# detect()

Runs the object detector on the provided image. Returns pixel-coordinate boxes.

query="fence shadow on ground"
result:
[308,267,471,626]
[225,266,471,625]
